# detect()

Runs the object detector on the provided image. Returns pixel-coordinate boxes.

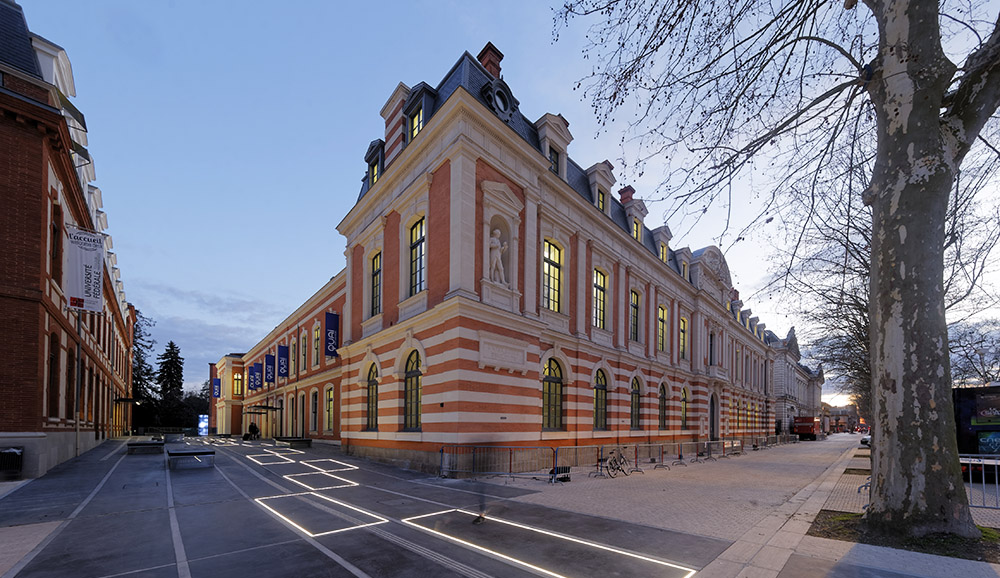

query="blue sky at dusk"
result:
[20,0,797,392]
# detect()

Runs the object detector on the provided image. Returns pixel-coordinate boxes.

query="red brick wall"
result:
[383,211,400,326]
[351,244,364,341]
[2,75,50,104]
[427,161,450,306]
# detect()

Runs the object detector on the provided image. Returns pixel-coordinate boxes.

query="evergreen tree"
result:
[131,310,157,402]
[156,341,185,406]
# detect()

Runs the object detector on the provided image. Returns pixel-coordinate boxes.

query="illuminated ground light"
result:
[301,459,358,473]
[247,453,295,466]
[401,509,696,578]
[255,492,387,537]
[284,471,359,491]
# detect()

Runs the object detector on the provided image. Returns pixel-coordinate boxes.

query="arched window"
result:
[366,364,379,431]
[542,358,563,430]
[681,388,689,430]
[325,387,335,431]
[658,385,667,430]
[593,369,607,430]
[630,377,641,429]
[404,352,422,430]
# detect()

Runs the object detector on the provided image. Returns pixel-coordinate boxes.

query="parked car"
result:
[860,434,871,447]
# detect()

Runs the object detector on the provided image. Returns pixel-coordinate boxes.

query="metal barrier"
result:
[961,454,1000,509]
[439,446,557,481]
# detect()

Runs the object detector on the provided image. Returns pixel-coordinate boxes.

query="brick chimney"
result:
[477,42,504,78]
[619,185,635,203]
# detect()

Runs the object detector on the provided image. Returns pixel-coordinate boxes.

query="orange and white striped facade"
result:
[214,44,823,470]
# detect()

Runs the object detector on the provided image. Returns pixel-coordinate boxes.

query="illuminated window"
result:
[658,385,667,430]
[681,388,689,430]
[549,147,559,174]
[371,252,382,317]
[657,306,667,352]
[629,290,640,342]
[325,388,334,431]
[404,351,422,430]
[632,219,641,241]
[313,326,321,366]
[630,377,641,430]
[542,240,562,312]
[592,269,606,329]
[679,318,688,359]
[409,218,426,296]
[542,358,563,430]
[681,261,688,280]
[597,189,605,211]
[233,373,243,396]
[369,161,379,186]
[409,107,423,141]
[366,364,378,431]
[594,370,607,430]
[659,243,668,263]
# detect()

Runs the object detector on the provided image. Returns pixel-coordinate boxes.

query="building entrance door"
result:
[710,394,719,440]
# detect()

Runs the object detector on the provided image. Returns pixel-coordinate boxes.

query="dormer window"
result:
[409,107,423,141]
[549,148,560,174]
[369,162,379,186]
[597,189,606,212]
[632,219,641,241]
[364,139,385,191]
[681,261,689,280]
[659,243,668,263]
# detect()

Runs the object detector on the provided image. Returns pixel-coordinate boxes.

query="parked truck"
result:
[793,416,821,441]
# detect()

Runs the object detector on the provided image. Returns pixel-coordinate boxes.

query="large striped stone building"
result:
[213,44,823,470]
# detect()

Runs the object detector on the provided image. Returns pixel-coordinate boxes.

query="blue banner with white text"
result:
[325,312,340,357]
[212,378,221,398]
[277,345,289,377]
[254,362,263,390]
[265,354,275,383]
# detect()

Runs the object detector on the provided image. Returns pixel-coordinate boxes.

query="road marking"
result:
[164,453,191,578]
[254,492,388,537]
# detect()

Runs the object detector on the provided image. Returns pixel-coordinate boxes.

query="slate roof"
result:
[0,0,42,79]
[357,48,682,277]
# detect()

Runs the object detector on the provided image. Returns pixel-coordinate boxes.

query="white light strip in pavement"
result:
[265,448,304,455]
[403,510,697,578]
[246,454,294,465]
[284,472,359,491]
[254,492,387,538]
[302,459,358,472]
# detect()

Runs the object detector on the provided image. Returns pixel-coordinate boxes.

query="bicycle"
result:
[605,447,631,478]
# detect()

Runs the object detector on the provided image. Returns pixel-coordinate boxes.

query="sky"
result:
[20,0,855,402]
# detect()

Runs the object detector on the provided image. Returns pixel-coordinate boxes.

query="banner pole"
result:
[74,311,81,457]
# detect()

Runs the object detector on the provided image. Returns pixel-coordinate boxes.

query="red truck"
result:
[793,416,821,441]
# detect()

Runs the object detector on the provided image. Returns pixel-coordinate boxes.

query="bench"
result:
[274,437,312,449]
[127,441,164,455]
[167,448,216,469]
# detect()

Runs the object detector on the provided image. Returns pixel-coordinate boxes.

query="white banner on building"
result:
[66,227,105,312]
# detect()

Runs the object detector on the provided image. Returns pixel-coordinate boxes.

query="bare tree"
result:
[558,0,1000,537]
[950,319,1000,387]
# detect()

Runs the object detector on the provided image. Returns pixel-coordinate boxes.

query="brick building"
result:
[0,0,134,477]
[213,43,822,470]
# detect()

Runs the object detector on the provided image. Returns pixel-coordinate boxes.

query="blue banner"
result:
[212,378,221,398]
[265,354,275,383]
[325,312,340,357]
[254,362,263,390]
[277,345,289,377]
[246,365,255,391]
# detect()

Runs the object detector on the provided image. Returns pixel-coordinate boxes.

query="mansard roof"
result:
[0,0,42,79]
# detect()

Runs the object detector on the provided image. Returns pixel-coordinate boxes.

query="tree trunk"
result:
[864,0,978,538]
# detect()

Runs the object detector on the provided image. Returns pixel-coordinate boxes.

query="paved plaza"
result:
[0,433,997,578]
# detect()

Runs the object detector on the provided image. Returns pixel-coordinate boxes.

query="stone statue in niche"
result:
[489,229,509,285]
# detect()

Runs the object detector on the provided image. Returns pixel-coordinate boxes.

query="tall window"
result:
[301,336,307,370]
[629,290,640,342]
[310,391,318,431]
[410,218,426,296]
[326,388,334,431]
[632,219,641,241]
[658,385,667,430]
[549,147,559,173]
[681,261,689,280]
[313,326,321,366]
[597,189,605,211]
[404,351,422,430]
[371,252,382,316]
[51,204,63,285]
[542,240,562,312]
[64,348,75,419]
[369,161,379,186]
[366,364,378,431]
[681,388,689,430]
[709,333,716,365]
[290,340,297,375]
[735,347,741,381]
[233,373,243,396]
[593,370,607,430]
[657,306,667,352]
[679,318,688,359]
[48,334,60,418]
[659,242,668,263]
[592,269,606,329]
[409,107,423,141]
[542,358,563,429]
[630,377,641,429]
